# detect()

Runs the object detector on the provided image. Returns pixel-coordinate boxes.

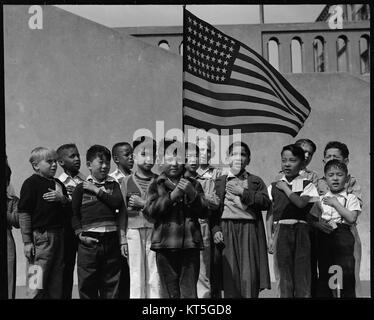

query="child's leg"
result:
[62,224,78,299]
[127,228,145,298]
[221,220,241,298]
[197,219,211,298]
[46,229,65,299]
[156,250,181,298]
[316,230,333,297]
[351,225,362,296]
[179,249,200,298]
[145,228,162,298]
[334,225,356,298]
[99,232,121,299]
[26,229,56,299]
[275,224,295,298]
[294,223,311,298]
[77,237,100,299]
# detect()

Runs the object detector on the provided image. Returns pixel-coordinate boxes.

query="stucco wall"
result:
[4,5,370,291]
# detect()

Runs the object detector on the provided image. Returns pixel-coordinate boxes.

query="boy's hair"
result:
[111,142,132,158]
[56,143,78,159]
[228,141,251,158]
[6,161,11,185]
[86,145,111,162]
[29,147,58,166]
[133,136,157,156]
[323,141,349,159]
[295,138,317,154]
[324,159,348,175]
[159,138,183,156]
[281,144,305,162]
[185,142,200,156]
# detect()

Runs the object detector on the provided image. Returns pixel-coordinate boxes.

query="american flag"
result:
[183,9,310,137]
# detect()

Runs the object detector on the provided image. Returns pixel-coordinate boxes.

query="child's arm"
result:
[347,177,363,207]
[275,181,310,208]
[118,202,128,258]
[7,196,20,229]
[83,181,124,209]
[265,206,274,253]
[143,180,172,220]
[71,184,84,235]
[322,196,360,224]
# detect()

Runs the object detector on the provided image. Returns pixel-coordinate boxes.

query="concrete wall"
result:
[4,5,370,290]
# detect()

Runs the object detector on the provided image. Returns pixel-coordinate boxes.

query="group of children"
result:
[5,136,362,299]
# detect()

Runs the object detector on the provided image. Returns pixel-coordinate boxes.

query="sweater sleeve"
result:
[96,181,124,210]
[241,176,271,211]
[71,183,83,235]
[7,196,20,229]
[143,180,172,221]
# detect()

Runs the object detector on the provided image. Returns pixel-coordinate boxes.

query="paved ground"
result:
[15,281,370,299]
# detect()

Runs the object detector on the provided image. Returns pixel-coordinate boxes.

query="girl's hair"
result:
[324,159,348,175]
[281,144,305,162]
[29,147,57,166]
[295,138,317,154]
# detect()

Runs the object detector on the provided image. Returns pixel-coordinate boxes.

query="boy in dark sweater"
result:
[72,145,125,299]
[18,147,69,299]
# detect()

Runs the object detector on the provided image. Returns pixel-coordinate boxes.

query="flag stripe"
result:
[237,47,310,117]
[240,43,310,108]
[184,116,299,137]
[184,89,303,125]
[184,81,302,122]
[184,106,301,132]
[185,73,288,107]
[184,98,303,128]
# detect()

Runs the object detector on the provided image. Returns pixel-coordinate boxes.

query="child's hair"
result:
[111,142,132,158]
[197,136,214,152]
[133,136,157,156]
[295,138,317,154]
[56,143,78,159]
[29,147,58,166]
[228,141,251,158]
[86,145,111,162]
[159,138,183,156]
[324,159,348,175]
[185,142,200,156]
[281,144,305,162]
[323,141,349,159]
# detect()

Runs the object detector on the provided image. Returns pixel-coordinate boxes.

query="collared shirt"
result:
[85,174,118,233]
[222,170,253,220]
[275,168,319,186]
[109,168,131,186]
[58,171,86,199]
[320,191,361,224]
[268,174,319,202]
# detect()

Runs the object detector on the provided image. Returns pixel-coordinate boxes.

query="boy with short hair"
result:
[144,139,206,298]
[56,143,86,299]
[18,147,69,299]
[195,137,221,298]
[110,142,134,184]
[120,136,161,298]
[315,160,361,297]
[212,141,271,298]
[267,144,319,298]
[316,141,363,296]
[71,145,125,299]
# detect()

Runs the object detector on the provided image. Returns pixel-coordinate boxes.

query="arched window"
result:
[313,37,325,72]
[158,40,170,50]
[179,41,183,56]
[291,37,302,73]
[359,35,370,74]
[337,36,349,72]
[268,38,280,71]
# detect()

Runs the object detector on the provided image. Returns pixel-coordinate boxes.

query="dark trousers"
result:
[275,223,311,298]
[62,225,78,299]
[156,249,200,299]
[77,231,121,299]
[309,227,319,297]
[316,224,355,298]
[7,229,16,299]
[118,256,130,299]
[27,228,65,299]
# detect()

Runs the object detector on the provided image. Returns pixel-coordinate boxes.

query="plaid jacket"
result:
[144,172,207,250]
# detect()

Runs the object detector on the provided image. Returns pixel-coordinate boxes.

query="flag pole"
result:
[182,5,186,136]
